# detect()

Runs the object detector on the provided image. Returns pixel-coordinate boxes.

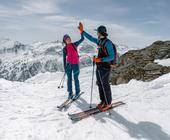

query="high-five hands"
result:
[78,22,84,34]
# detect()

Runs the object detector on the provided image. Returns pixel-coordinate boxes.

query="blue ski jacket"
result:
[82,31,115,62]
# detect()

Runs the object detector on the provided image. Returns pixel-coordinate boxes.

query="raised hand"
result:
[78,22,84,34]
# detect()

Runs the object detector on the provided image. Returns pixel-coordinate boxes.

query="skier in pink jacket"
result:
[63,34,84,99]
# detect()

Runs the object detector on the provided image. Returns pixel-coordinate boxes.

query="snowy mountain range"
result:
[0,38,129,82]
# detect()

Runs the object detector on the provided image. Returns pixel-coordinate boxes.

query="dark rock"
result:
[144,63,162,71]
[29,62,42,76]
[110,41,170,85]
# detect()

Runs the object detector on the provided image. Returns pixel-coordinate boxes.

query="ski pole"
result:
[58,63,69,89]
[58,72,66,89]
[60,72,66,88]
[89,60,95,108]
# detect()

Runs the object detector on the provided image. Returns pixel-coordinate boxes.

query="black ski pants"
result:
[96,66,112,105]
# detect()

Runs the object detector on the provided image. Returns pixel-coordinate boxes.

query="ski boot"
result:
[98,103,112,112]
[97,102,105,110]
[72,93,80,100]
[68,93,74,100]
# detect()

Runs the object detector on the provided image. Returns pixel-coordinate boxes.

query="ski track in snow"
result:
[0,67,170,140]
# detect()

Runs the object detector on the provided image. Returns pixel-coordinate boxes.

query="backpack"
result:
[99,39,118,67]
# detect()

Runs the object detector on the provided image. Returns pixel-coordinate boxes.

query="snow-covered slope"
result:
[0,67,170,140]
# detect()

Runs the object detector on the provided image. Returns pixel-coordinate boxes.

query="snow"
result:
[0,38,15,49]
[0,66,170,140]
[155,58,170,67]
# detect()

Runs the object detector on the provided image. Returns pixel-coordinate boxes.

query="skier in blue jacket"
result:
[78,22,116,111]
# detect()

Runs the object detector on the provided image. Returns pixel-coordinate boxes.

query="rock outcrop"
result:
[110,41,170,85]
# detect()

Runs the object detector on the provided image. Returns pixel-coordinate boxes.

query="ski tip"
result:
[67,113,79,122]
[67,113,72,117]
[70,117,79,122]
[120,102,126,105]
[57,106,64,111]
[68,113,75,117]
[112,101,126,105]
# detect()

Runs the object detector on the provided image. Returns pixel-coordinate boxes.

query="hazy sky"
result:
[0,0,169,47]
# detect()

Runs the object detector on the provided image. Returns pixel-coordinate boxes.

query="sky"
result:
[0,0,170,47]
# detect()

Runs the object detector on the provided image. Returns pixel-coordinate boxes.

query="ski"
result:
[57,99,72,111]
[57,92,84,111]
[68,101,124,118]
[68,101,125,122]
[68,105,101,118]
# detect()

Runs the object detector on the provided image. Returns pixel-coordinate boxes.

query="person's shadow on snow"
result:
[94,110,170,140]
[63,97,95,112]
[74,97,96,110]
